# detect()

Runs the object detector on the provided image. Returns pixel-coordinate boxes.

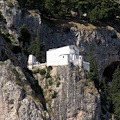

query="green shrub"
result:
[7,1,14,8]
[33,68,46,75]
[45,72,51,79]
[56,81,60,87]
[52,91,57,99]
[18,24,30,46]
[39,69,46,75]
[32,69,40,74]
[2,33,11,43]
[84,81,88,86]
[15,4,20,9]
[48,79,53,86]
[44,84,48,89]
[11,68,22,86]
[16,79,22,86]
[0,11,6,23]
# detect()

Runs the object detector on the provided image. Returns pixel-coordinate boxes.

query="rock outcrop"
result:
[0,30,49,120]
[0,60,50,120]
[0,0,41,41]
[35,65,101,120]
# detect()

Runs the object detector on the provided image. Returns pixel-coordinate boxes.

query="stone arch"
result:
[101,61,120,82]
[99,61,120,117]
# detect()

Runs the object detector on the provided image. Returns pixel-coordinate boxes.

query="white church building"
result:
[47,45,82,66]
[28,45,90,71]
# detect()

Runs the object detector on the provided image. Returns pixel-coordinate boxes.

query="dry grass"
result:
[43,17,98,31]
[116,32,120,39]
[69,21,97,31]
[54,19,97,31]
[84,80,98,96]
[10,0,16,3]
[44,17,120,34]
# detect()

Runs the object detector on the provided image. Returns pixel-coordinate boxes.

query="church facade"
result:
[46,45,83,67]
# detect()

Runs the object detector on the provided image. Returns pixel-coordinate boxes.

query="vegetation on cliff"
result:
[28,29,45,62]
[88,44,99,89]
[101,65,120,120]
[17,0,120,23]
[18,24,31,46]
[111,66,120,119]
[88,44,120,119]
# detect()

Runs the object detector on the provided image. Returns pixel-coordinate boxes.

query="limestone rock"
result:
[35,65,101,120]
[0,0,41,41]
[40,24,120,78]
[0,60,50,120]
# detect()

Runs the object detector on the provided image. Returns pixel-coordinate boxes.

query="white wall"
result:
[59,55,69,65]
[47,45,82,66]
[83,61,90,71]
[79,55,83,67]
[28,55,36,65]
[47,46,71,66]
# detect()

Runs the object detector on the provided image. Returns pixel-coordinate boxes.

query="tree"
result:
[111,66,120,119]
[111,66,120,96]
[28,40,37,55]
[35,29,41,61]
[17,0,120,23]
[28,29,44,62]
[18,24,30,46]
[88,44,99,88]
[90,6,100,23]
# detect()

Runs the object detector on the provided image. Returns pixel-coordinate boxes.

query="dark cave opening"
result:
[100,61,120,118]
[103,61,120,82]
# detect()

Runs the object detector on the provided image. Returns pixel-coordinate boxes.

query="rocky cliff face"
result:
[0,32,4,60]
[0,31,27,68]
[1,0,120,120]
[1,0,120,75]
[35,65,101,120]
[0,0,41,41]
[0,60,50,120]
[0,29,49,120]
[53,65,100,120]
[39,21,120,120]
[2,0,120,77]
[40,24,120,78]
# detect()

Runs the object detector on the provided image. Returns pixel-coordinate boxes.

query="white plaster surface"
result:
[46,45,81,66]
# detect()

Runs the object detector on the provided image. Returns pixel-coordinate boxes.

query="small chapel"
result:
[28,45,90,71]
